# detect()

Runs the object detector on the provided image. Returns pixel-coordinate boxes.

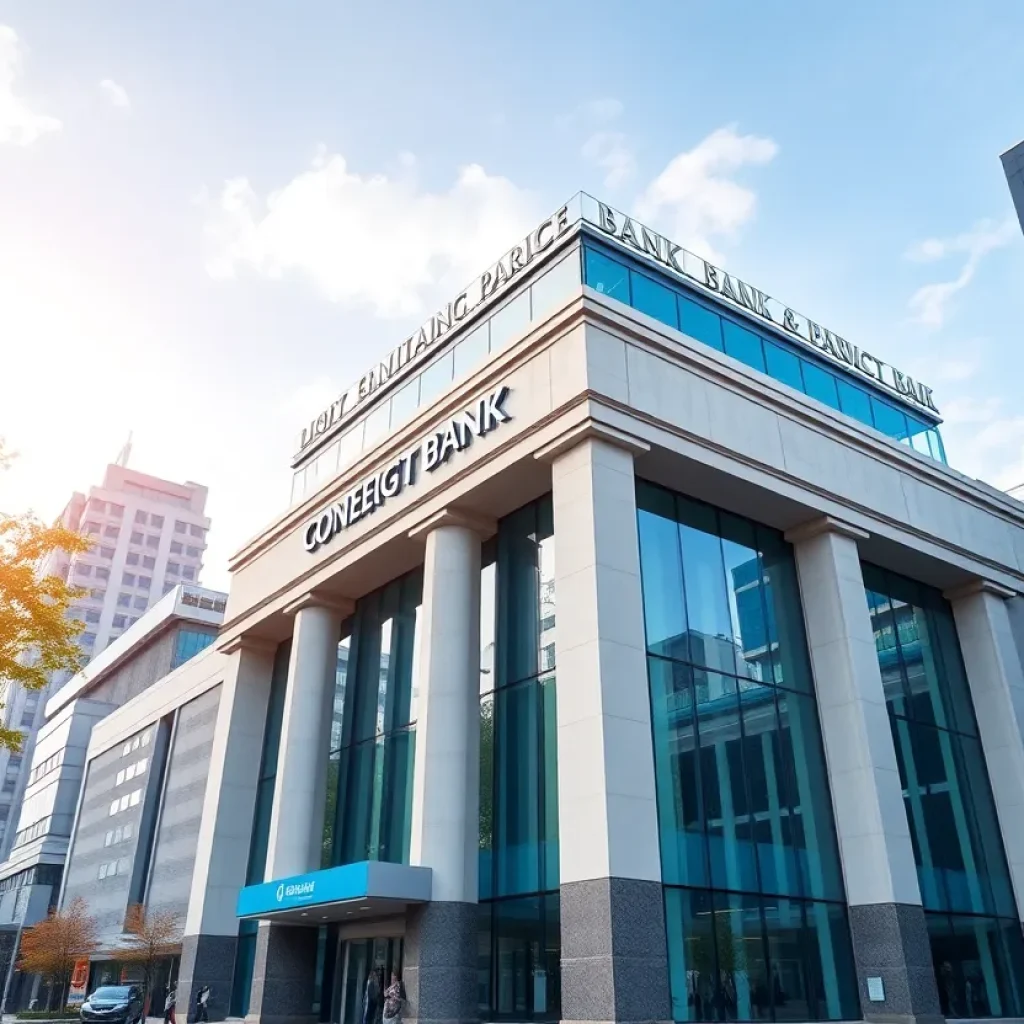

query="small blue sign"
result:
[237,862,371,917]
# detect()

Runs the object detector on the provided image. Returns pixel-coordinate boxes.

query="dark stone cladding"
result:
[561,877,671,1024]
[177,933,238,1023]
[849,903,943,1024]
[247,921,320,1024]
[403,901,477,1024]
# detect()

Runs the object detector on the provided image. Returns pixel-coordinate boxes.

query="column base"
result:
[246,922,320,1024]
[404,902,477,1024]
[178,933,238,1023]
[560,878,671,1024]
[849,903,942,1024]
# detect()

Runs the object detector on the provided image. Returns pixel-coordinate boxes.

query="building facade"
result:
[45,193,1024,1024]
[0,465,211,861]
[0,587,225,1010]
[1002,139,1024,236]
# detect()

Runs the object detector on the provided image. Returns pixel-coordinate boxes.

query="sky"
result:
[0,0,1022,591]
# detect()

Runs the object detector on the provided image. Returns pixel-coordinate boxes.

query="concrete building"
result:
[0,586,225,1010]
[34,192,1024,1024]
[0,465,211,862]
[1002,139,1024,236]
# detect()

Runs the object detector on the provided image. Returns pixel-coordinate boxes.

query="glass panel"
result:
[764,341,803,392]
[928,429,947,463]
[802,901,860,1021]
[871,397,909,440]
[649,658,707,888]
[801,361,840,410]
[637,486,688,661]
[907,415,932,456]
[531,251,580,320]
[633,271,678,329]
[761,898,809,1023]
[664,887,717,1022]
[479,694,495,900]
[363,401,391,449]
[419,349,455,408]
[454,323,490,379]
[390,377,420,429]
[719,513,767,681]
[337,423,364,471]
[678,296,723,351]
[837,380,873,427]
[584,247,629,303]
[713,890,767,1022]
[758,529,812,693]
[722,321,765,372]
[481,555,497,694]
[490,290,531,353]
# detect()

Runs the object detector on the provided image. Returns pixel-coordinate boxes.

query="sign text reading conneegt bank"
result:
[303,387,512,554]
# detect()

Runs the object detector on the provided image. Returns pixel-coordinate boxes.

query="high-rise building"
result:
[0,465,210,859]
[1002,138,1024,235]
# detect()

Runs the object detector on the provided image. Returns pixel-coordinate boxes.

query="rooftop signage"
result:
[584,199,939,417]
[296,205,572,460]
[303,386,511,554]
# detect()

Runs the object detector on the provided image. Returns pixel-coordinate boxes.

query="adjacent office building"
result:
[1002,139,1024,236]
[0,465,211,861]
[0,586,225,1010]
[34,192,1024,1024]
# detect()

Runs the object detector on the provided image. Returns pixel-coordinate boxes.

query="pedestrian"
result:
[382,971,404,1024]
[362,970,379,1024]
[164,987,176,1024]
[194,985,210,1024]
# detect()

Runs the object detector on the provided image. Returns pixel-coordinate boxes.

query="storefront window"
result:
[863,566,1024,1018]
[479,496,559,1022]
[637,481,859,1023]
[323,569,422,868]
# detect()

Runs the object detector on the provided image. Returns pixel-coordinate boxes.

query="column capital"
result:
[784,514,869,544]
[407,507,496,544]
[217,633,277,656]
[282,590,354,618]
[533,418,650,463]
[943,578,1018,602]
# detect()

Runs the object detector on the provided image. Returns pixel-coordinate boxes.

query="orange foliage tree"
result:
[120,904,181,1013]
[18,898,99,1008]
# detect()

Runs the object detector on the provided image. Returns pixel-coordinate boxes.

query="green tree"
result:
[0,438,88,750]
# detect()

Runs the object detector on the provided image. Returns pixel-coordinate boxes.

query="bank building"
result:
[40,193,1024,1024]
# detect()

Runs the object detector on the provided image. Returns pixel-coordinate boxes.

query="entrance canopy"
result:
[236,861,432,924]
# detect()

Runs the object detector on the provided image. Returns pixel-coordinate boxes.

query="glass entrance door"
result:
[333,938,404,1024]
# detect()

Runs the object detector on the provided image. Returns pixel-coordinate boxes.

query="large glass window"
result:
[863,566,1024,1018]
[479,496,559,1022]
[638,481,859,1023]
[322,570,422,868]
[580,240,946,464]
[171,628,215,669]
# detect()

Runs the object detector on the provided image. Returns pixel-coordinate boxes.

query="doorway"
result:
[333,937,404,1024]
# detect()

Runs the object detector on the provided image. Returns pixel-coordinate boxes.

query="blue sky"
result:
[1,0,1022,588]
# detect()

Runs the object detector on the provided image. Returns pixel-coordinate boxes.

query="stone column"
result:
[541,423,670,1024]
[787,517,941,1024]
[178,637,275,1022]
[404,509,489,1024]
[947,579,1024,923]
[248,594,348,1024]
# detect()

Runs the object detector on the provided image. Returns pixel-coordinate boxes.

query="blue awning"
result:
[237,862,432,923]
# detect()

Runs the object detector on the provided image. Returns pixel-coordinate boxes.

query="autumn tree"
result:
[120,904,181,1013]
[18,898,99,1009]
[0,438,89,750]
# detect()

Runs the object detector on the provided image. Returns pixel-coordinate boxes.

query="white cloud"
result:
[582,131,636,189]
[635,125,778,264]
[905,218,1016,328]
[99,78,130,110]
[202,152,540,318]
[0,25,60,145]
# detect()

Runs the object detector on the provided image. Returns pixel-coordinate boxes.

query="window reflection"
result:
[639,480,857,1022]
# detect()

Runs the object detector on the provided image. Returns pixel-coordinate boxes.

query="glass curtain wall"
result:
[229,640,291,1018]
[322,570,423,868]
[478,497,560,1022]
[637,480,859,1023]
[863,566,1024,1018]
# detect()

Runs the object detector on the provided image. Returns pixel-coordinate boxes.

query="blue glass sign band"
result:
[580,195,939,417]
[302,386,511,554]
[237,863,370,917]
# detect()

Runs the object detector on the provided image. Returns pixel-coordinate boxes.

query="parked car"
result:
[80,985,143,1024]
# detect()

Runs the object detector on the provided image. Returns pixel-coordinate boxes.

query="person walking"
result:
[194,985,210,1024]
[163,987,176,1024]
